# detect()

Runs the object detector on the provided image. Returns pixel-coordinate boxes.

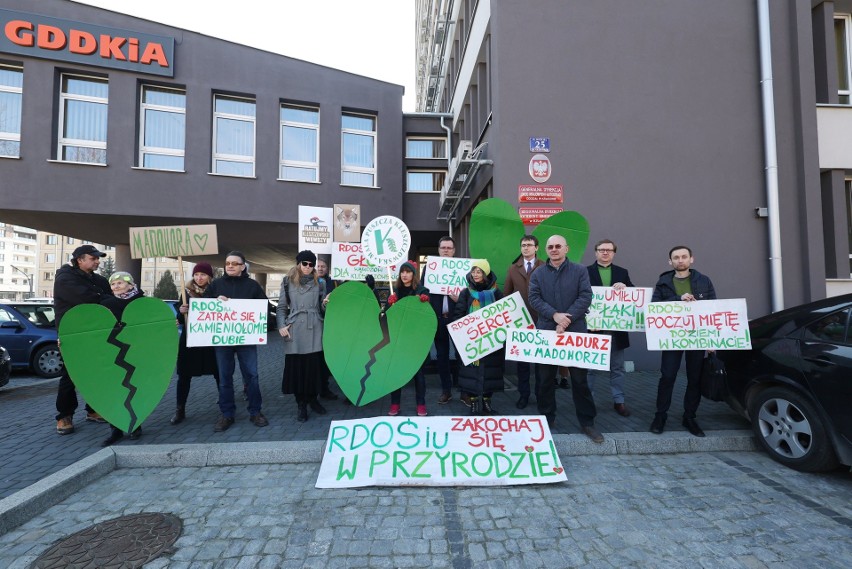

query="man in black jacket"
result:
[650,245,717,437]
[427,236,459,405]
[587,239,634,417]
[53,245,112,435]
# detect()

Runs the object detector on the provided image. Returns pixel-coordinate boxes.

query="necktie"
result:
[526,261,532,274]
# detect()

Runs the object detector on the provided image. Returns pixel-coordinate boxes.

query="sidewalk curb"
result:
[0,430,756,536]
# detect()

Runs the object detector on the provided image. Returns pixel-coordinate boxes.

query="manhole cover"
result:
[32,512,182,569]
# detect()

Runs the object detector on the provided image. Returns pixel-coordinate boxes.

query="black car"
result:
[0,345,11,388]
[720,294,852,472]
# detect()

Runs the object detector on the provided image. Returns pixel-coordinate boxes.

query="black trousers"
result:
[656,350,704,419]
[55,368,92,420]
[538,364,597,428]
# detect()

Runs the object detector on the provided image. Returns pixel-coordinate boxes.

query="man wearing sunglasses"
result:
[529,235,602,443]
[204,251,269,432]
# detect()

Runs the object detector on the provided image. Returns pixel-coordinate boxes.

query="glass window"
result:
[58,74,108,164]
[45,235,57,245]
[0,64,23,158]
[837,15,852,104]
[44,253,55,263]
[407,170,446,192]
[804,309,849,343]
[139,85,186,171]
[341,112,376,187]
[406,138,446,158]
[212,94,255,177]
[280,104,319,182]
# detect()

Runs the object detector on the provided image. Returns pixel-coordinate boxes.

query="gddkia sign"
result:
[447,291,534,366]
[316,416,567,488]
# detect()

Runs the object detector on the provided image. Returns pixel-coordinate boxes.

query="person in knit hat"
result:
[453,259,504,416]
[384,260,431,417]
[171,262,219,426]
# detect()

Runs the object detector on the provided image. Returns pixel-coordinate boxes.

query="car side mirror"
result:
[0,320,24,329]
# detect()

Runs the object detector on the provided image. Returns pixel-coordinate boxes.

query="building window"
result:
[45,235,57,245]
[44,253,55,263]
[407,170,446,192]
[341,112,376,187]
[139,85,186,171]
[406,138,446,159]
[280,104,319,182]
[44,272,52,280]
[837,15,852,104]
[0,64,23,158]
[212,94,255,177]
[67,237,74,244]
[58,74,108,164]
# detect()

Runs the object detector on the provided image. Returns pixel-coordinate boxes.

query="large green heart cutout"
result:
[323,281,437,406]
[59,297,179,433]
[469,198,591,287]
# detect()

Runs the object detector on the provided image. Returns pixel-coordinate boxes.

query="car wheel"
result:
[32,344,64,378]
[749,386,838,472]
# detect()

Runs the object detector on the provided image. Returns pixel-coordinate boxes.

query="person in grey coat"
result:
[278,250,327,422]
[528,235,603,443]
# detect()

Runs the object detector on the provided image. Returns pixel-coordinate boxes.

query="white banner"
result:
[330,242,399,281]
[298,206,333,254]
[422,255,474,297]
[316,416,567,488]
[587,287,653,332]
[447,291,534,366]
[505,329,612,371]
[644,298,751,351]
[186,298,268,347]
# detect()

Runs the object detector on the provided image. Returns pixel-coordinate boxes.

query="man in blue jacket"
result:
[529,235,603,443]
[649,245,716,437]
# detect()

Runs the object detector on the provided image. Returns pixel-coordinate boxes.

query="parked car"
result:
[0,345,11,388]
[0,301,63,378]
[719,294,852,472]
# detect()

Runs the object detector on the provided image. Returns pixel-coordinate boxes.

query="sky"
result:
[69,0,418,111]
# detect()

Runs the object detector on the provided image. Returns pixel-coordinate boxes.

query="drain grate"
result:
[32,512,182,569]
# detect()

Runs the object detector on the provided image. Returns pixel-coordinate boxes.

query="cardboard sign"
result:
[519,185,563,203]
[298,206,333,254]
[519,207,563,225]
[187,298,268,347]
[587,287,653,332]
[447,292,534,366]
[644,299,751,351]
[422,255,474,296]
[361,215,411,267]
[330,242,399,281]
[129,224,217,259]
[316,416,567,488]
[505,329,612,371]
[333,204,361,243]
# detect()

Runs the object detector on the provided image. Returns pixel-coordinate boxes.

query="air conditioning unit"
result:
[456,140,473,161]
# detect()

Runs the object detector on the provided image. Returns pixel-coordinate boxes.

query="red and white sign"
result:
[528,154,551,183]
[519,207,563,225]
[519,185,563,203]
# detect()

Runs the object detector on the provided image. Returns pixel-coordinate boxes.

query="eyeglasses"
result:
[300,261,315,268]
[225,262,244,267]
[546,245,563,250]
[521,243,536,247]
[596,249,615,253]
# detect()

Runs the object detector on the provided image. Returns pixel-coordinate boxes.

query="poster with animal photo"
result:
[334,204,361,243]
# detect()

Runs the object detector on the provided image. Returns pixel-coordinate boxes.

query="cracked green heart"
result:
[469,198,590,287]
[323,281,437,406]
[58,297,179,432]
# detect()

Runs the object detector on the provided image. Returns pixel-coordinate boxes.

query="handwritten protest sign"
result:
[505,329,612,371]
[316,416,566,488]
[129,224,217,259]
[422,255,473,297]
[644,298,751,351]
[587,287,653,332]
[186,298,268,347]
[330,242,399,281]
[447,291,534,366]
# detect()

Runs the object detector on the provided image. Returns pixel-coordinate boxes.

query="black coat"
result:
[652,269,716,302]
[53,264,112,327]
[586,263,634,350]
[177,288,218,378]
[204,272,267,300]
[453,272,505,396]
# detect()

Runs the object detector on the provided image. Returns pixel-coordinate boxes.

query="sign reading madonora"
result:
[644,298,751,351]
[187,298,267,347]
[129,224,217,259]
[316,416,567,488]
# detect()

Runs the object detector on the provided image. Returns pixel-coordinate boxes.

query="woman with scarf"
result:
[278,250,327,422]
[453,259,505,415]
[385,260,431,417]
[171,262,219,425]
[100,271,146,446]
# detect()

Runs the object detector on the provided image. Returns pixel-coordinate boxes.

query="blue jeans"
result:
[589,348,626,404]
[516,361,541,398]
[215,345,262,417]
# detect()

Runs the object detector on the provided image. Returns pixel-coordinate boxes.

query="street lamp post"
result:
[10,265,33,300]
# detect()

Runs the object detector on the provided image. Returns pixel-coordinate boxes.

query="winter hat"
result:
[399,260,418,274]
[296,250,317,265]
[471,259,490,275]
[192,262,214,278]
[108,271,135,285]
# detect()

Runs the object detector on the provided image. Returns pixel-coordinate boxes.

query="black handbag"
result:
[700,353,728,402]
